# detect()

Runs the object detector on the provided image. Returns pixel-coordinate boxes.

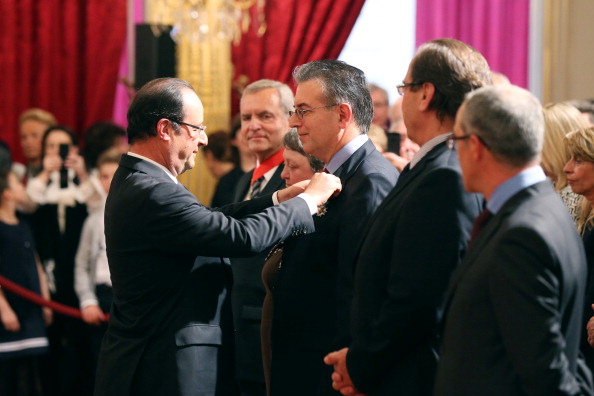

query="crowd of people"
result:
[2,37,594,396]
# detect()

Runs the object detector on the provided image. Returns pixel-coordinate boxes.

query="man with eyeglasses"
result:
[231,79,294,396]
[268,60,398,395]
[324,38,489,396]
[93,77,342,396]
[435,84,593,395]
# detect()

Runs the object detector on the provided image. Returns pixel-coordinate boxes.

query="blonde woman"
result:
[543,102,590,222]
[564,126,594,373]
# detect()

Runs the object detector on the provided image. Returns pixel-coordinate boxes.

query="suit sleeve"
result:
[489,227,585,395]
[141,181,314,258]
[347,166,477,390]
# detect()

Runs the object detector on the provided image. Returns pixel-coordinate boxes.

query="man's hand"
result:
[324,348,365,396]
[277,180,309,203]
[303,173,342,207]
[81,305,106,326]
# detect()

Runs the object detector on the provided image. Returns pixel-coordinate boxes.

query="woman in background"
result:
[564,126,594,374]
[542,102,590,222]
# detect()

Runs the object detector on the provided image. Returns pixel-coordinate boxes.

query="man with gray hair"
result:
[269,60,398,395]
[435,84,593,395]
[232,79,294,396]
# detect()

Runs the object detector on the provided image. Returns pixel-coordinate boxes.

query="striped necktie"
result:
[250,176,265,199]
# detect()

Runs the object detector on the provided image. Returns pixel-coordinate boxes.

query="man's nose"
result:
[199,132,208,147]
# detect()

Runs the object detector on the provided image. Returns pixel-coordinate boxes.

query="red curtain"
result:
[0,0,127,163]
[231,0,366,115]
[416,0,530,88]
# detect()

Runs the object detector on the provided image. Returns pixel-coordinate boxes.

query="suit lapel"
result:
[259,164,285,196]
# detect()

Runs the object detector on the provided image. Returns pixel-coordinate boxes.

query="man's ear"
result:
[469,134,484,162]
[418,82,435,112]
[156,119,171,141]
[337,103,353,129]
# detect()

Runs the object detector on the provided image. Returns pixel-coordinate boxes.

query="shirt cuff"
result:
[272,191,280,205]
[296,193,318,215]
[80,299,99,309]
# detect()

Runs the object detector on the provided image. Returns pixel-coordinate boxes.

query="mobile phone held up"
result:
[386,133,401,155]
[59,143,69,189]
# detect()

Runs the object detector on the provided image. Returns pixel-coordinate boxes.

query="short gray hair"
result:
[283,128,324,172]
[242,79,294,114]
[461,85,543,167]
[293,60,373,134]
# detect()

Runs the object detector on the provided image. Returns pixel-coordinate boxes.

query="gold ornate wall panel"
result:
[144,0,242,203]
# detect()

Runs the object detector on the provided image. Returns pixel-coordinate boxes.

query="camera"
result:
[59,143,69,189]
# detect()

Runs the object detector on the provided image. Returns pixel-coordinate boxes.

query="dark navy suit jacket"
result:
[270,140,398,395]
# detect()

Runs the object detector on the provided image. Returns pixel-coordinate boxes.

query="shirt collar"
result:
[127,152,179,184]
[409,133,451,169]
[487,165,546,214]
[325,134,369,174]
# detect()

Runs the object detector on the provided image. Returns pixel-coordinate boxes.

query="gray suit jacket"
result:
[94,155,314,396]
[435,181,593,396]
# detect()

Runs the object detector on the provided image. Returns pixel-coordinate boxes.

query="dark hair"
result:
[0,140,12,173]
[411,38,492,123]
[202,131,239,166]
[293,60,373,134]
[127,78,193,144]
[83,121,126,169]
[0,170,8,200]
[41,125,78,162]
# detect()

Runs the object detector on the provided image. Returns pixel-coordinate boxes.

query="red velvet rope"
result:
[0,275,109,322]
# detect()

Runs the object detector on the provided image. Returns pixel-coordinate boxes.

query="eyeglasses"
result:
[396,81,425,96]
[447,133,490,150]
[288,104,339,120]
[168,119,207,137]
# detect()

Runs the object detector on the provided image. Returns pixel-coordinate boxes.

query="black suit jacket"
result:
[270,140,398,395]
[230,164,285,385]
[435,181,593,396]
[94,155,314,396]
[346,142,482,395]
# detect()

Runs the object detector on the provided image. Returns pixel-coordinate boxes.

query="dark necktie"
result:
[249,176,265,199]
[469,208,493,245]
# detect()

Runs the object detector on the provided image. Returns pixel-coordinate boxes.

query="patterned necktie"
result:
[249,176,265,199]
[469,208,493,246]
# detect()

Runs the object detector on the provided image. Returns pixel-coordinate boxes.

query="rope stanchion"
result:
[0,275,109,322]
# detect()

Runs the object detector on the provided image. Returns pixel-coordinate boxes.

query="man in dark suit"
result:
[434,84,593,395]
[324,39,488,395]
[269,60,398,395]
[230,79,293,396]
[93,77,342,396]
